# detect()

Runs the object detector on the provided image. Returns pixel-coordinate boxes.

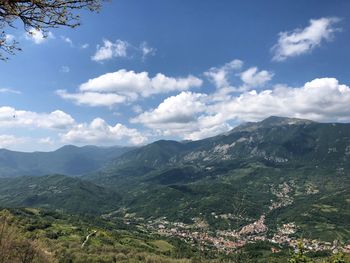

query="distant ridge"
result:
[0,116,348,178]
[228,116,315,133]
[0,145,134,177]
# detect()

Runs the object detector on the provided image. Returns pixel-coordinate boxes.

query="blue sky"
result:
[1,0,350,151]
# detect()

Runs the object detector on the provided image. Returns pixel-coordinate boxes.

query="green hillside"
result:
[0,117,350,261]
[84,117,350,245]
[0,174,121,214]
[1,208,349,262]
[0,208,199,263]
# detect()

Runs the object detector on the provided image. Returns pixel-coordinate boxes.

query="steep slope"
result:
[0,145,134,177]
[1,116,350,246]
[97,116,350,174]
[0,208,201,263]
[86,116,350,242]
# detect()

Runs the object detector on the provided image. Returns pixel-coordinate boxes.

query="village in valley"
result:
[113,181,350,256]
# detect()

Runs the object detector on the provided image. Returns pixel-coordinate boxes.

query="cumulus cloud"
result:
[131,91,231,139]
[57,69,203,107]
[213,78,350,123]
[204,59,243,89]
[240,67,274,88]
[272,17,341,61]
[131,92,207,126]
[25,29,54,44]
[204,59,272,100]
[132,78,350,141]
[61,118,147,145]
[0,135,27,149]
[0,107,75,129]
[92,39,129,62]
[0,135,60,151]
[0,106,147,149]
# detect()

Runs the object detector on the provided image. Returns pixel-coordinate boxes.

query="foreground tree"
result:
[0,0,102,59]
[288,242,312,263]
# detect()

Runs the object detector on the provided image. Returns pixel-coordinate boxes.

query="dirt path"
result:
[81,230,97,248]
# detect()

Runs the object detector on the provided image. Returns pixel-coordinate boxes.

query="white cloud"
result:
[204,59,272,100]
[132,77,350,141]
[240,67,274,88]
[56,90,126,107]
[184,118,231,141]
[0,135,27,149]
[61,118,147,146]
[61,36,73,46]
[75,60,272,140]
[0,107,75,130]
[0,135,60,151]
[150,73,203,95]
[58,69,203,107]
[25,29,54,44]
[92,39,156,62]
[81,43,89,49]
[38,137,54,145]
[0,88,21,94]
[92,39,129,62]
[272,17,341,61]
[213,77,350,123]
[0,107,147,149]
[204,59,243,89]
[79,70,203,96]
[60,66,70,73]
[131,91,230,139]
[140,41,156,59]
[132,105,143,114]
[131,92,207,126]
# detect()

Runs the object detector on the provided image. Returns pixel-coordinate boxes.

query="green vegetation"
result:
[0,175,121,214]
[2,208,349,262]
[0,208,197,262]
[0,117,350,261]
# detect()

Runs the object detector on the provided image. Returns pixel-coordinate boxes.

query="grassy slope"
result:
[1,208,349,262]
[0,174,121,214]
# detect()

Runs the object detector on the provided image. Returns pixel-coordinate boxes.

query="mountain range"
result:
[0,145,133,177]
[0,116,349,246]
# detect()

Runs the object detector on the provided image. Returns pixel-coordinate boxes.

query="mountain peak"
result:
[231,116,315,133]
[260,116,314,126]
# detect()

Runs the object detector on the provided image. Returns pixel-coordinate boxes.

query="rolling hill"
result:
[0,174,120,214]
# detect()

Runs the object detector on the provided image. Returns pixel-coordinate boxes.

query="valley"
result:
[0,116,350,262]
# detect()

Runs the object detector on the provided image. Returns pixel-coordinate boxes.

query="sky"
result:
[1,0,350,152]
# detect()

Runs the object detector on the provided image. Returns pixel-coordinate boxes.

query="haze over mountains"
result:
[1,115,346,178]
[0,145,133,177]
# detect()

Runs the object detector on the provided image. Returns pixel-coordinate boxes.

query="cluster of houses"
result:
[115,180,349,255]
[142,215,349,255]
